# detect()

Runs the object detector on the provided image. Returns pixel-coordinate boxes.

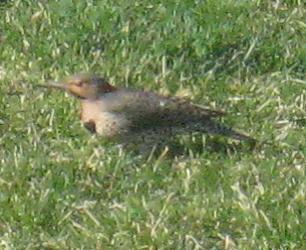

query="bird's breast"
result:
[80,100,129,137]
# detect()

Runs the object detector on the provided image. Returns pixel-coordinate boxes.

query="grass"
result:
[0,0,306,249]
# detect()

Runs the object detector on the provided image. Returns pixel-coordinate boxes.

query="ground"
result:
[0,0,305,249]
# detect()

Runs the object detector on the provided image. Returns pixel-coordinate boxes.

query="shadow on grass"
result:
[128,135,257,160]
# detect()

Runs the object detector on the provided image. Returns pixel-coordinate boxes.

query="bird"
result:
[42,73,255,146]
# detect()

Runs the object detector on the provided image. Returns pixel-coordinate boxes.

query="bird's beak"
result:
[37,81,67,90]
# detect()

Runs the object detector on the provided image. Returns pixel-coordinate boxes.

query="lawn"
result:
[0,0,305,249]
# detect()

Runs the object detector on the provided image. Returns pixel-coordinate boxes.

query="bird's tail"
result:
[216,123,256,142]
[193,121,256,142]
[221,127,255,142]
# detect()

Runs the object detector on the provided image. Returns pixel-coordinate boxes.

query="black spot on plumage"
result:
[84,120,96,133]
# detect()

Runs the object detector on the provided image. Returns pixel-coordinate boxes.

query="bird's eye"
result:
[75,81,84,87]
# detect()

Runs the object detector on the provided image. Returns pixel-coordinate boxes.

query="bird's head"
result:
[45,73,117,99]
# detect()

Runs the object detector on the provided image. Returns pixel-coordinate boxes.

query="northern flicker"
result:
[43,73,255,144]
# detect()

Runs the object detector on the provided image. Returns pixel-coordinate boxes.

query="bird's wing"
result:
[108,90,222,130]
[166,96,225,117]
[106,90,255,142]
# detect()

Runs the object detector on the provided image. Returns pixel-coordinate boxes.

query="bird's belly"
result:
[81,111,129,137]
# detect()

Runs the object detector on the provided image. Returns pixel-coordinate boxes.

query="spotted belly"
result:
[81,111,130,138]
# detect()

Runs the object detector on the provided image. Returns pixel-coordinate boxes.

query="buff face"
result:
[47,74,115,99]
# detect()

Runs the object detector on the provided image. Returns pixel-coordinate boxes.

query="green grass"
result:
[1,0,306,249]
